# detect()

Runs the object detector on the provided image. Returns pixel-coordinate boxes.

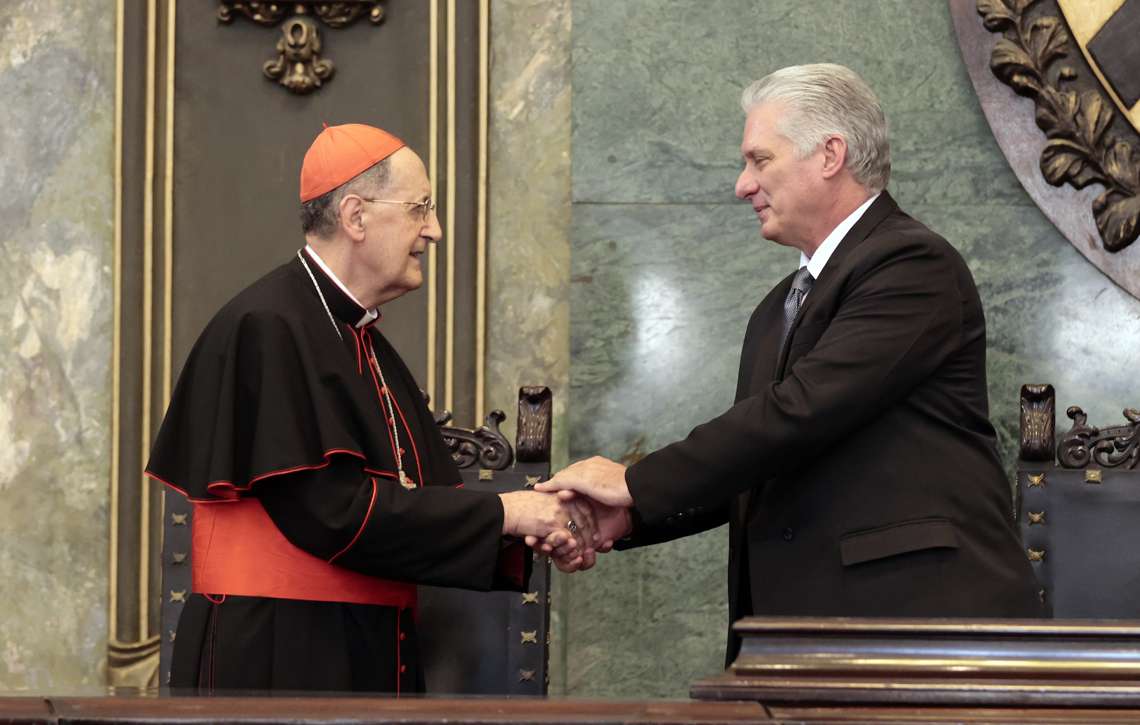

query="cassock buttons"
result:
[782,527,794,542]
[399,664,407,674]
[399,631,406,642]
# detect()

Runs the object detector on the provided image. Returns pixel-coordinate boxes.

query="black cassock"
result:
[147,248,524,694]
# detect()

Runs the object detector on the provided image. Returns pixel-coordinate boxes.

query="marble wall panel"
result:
[566,203,795,696]
[0,0,115,690]
[486,0,574,694]
[487,0,572,459]
[566,0,1140,699]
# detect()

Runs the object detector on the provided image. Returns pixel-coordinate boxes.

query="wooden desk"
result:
[2,696,763,724]
[6,695,1140,724]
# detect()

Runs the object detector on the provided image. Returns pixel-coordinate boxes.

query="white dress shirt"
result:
[798,192,881,286]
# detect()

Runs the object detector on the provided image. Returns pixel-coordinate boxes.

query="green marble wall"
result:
[487,0,572,465]
[563,0,1140,698]
[486,0,574,692]
[0,0,115,690]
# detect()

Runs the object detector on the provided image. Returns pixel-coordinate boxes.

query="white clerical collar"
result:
[304,244,380,328]
[799,192,881,280]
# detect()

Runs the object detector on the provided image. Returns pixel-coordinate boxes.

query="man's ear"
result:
[339,195,367,242]
[820,135,848,180]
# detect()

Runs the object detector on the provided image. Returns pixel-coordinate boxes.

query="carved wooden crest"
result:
[951,0,1140,298]
[218,1,386,95]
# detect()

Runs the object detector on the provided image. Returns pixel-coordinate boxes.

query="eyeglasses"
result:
[358,196,437,222]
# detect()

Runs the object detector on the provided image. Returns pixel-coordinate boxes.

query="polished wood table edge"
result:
[1,696,770,724]
[0,695,52,722]
[731,616,1140,637]
[766,705,1140,722]
[9,696,1140,724]
[692,672,1140,708]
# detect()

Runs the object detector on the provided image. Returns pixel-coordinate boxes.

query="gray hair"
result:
[300,157,392,237]
[740,63,890,193]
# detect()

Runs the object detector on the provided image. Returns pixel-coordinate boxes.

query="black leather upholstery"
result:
[417,461,552,695]
[1017,384,1140,618]
[1017,466,1140,618]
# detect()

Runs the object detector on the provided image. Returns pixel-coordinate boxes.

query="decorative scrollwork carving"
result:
[1019,384,1056,461]
[218,1,385,95]
[217,1,291,26]
[438,410,514,471]
[262,16,332,93]
[516,386,553,463]
[978,0,1140,252]
[311,2,384,28]
[1057,405,1140,469]
[218,1,385,27]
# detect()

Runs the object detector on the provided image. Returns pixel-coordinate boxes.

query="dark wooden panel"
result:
[115,0,487,687]
[171,2,434,381]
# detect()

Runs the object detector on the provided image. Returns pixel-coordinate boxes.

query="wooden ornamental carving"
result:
[1057,404,1140,469]
[950,0,1140,299]
[438,409,514,471]
[1019,384,1056,461]
[978,0,1139,252]
[419,388,554,696]
[516,386,553,463]
[217,2,385,95]
[1016,384,1140,618]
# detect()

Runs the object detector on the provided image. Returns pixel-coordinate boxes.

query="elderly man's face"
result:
[734,102,827,251]
[358,147,441,304]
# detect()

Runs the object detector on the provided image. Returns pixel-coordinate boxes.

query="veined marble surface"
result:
[487,0,572,463]
[0,0,115,689]
[564,0,1140,699]
[485,0,574,693]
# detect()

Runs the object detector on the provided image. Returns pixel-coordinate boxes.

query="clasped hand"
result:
[499,456,634,573]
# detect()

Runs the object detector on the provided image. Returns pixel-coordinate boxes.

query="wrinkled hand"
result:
[528,492,632,573]
[534,456,634,507]
[499,490,600,569]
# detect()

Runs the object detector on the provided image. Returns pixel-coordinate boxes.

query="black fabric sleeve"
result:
[256,456,513,591]
[626,233,965,524]
[614,503,729,551]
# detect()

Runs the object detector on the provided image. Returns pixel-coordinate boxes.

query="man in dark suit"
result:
[537,63,1045,663]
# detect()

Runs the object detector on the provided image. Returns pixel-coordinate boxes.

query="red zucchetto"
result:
[299,123,405,202]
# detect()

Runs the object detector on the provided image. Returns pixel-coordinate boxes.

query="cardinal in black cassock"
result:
[146,124,594,694]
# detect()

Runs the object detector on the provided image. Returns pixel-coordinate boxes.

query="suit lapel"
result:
[739,277,790,399]
[774,191,899,377]
[736,193,898,528]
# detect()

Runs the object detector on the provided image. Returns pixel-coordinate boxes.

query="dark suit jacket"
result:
[621,192,1045,664]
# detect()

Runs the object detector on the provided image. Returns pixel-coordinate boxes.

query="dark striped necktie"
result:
[779,266,814,357]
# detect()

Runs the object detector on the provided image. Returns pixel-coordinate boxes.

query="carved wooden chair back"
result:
[416,386,554,695]
[159,386,554,692]
[1018,384,1140,617]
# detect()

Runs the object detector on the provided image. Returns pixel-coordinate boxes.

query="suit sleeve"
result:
[627,234,965,524]
[255,456,523,591]
[613,504,729,551]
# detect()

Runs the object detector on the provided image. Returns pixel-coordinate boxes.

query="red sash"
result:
[191,498,416,608]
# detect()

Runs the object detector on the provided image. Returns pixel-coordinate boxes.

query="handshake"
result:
[497,456,634,572]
